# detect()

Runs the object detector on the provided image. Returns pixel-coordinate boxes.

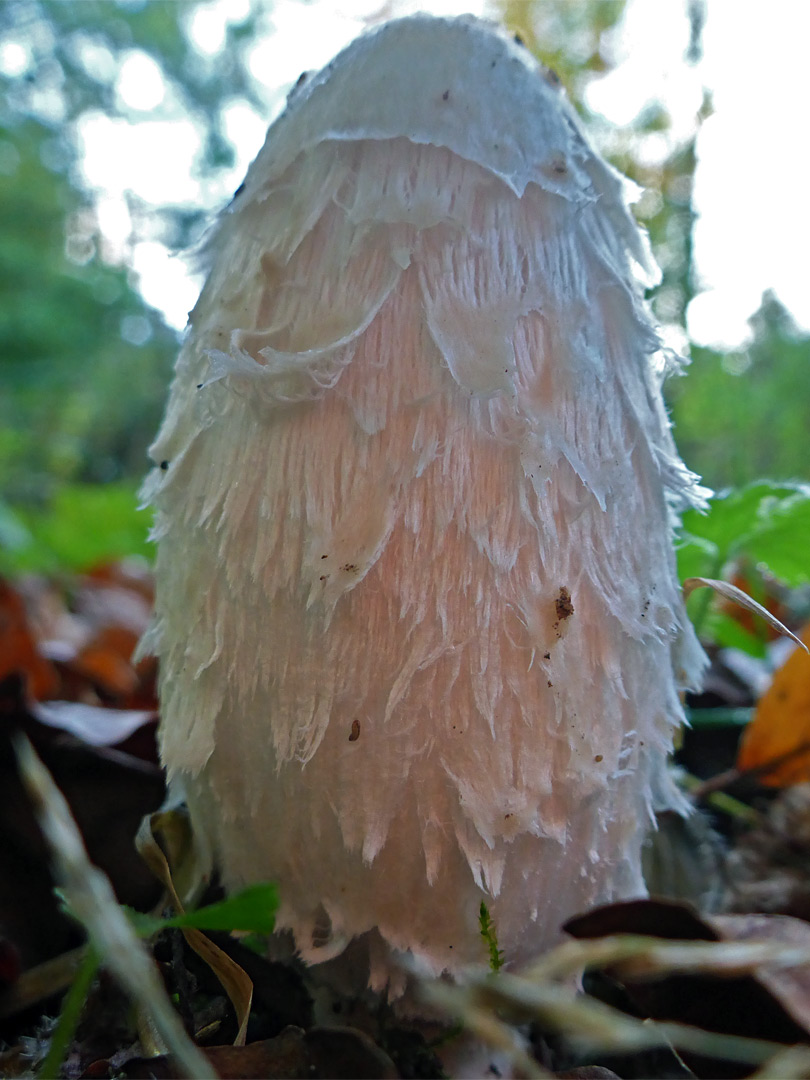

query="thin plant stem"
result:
[37,946,99,1080]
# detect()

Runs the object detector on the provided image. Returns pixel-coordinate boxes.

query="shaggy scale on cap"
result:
[140,14,708,996]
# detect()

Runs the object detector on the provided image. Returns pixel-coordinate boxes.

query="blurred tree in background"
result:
[502,0,701,332]
[1,0,808,573]
[0,110,175,495]
[668,292,810,489]
[0,0,260,569]
[502,0,810,494]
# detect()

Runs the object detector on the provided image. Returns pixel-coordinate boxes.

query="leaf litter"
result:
[5,559,810,1076]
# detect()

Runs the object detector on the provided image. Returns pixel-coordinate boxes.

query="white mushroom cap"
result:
[249,16,646,241]
[141,14,708,996]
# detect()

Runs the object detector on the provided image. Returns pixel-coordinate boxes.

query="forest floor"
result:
[3,562,810,1079]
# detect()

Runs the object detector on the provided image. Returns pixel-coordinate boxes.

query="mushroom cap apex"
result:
[247,13,595,202]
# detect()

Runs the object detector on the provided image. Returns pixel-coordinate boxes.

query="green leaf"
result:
[0,499,32,551]
[124,908,169,938]
[744,490,810,587]
[124,884,278,939]
[676,533,720,582]
[38,946,101,1080]
[678,482,810,647]
[679,482,804,558]
[1,481,153,575]
[703,610,767,659]
[161,883,279,935]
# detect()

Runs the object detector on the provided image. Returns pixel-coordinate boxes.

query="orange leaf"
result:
[0,580,59,700]
[71,625,140,699]
[83,560,154,605]
[737,622,810,786]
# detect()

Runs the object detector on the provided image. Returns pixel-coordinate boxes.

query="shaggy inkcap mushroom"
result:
[141,14,708,995]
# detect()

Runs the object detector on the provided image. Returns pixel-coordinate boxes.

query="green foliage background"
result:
[1,0,809,575]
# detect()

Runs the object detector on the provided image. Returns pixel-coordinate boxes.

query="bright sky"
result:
[11,0,808,349]
[583,0,810,346]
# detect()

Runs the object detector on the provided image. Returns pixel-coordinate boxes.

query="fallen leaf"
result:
[737,623,810,785]
[83,561,155,607]
[0,938,21,992]
[0,579,59,700]
[554,1070,621,1079]
[566,899,810,1078]
[724,783,810,921]
[70,626,141,700]
[711,913,810,1035]
[0,674,163,969]
[114,1025,399,1079]
[31,700,156,748]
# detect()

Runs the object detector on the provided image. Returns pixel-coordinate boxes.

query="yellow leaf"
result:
[737,623,810,786]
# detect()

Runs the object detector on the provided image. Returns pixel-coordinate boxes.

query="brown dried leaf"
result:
[0,673,163,969]
[566,899,810,1074]
[117,1025,400,1079]
[708,914,810,1036]
[136,811,253,1047]
[0,580,59,700]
